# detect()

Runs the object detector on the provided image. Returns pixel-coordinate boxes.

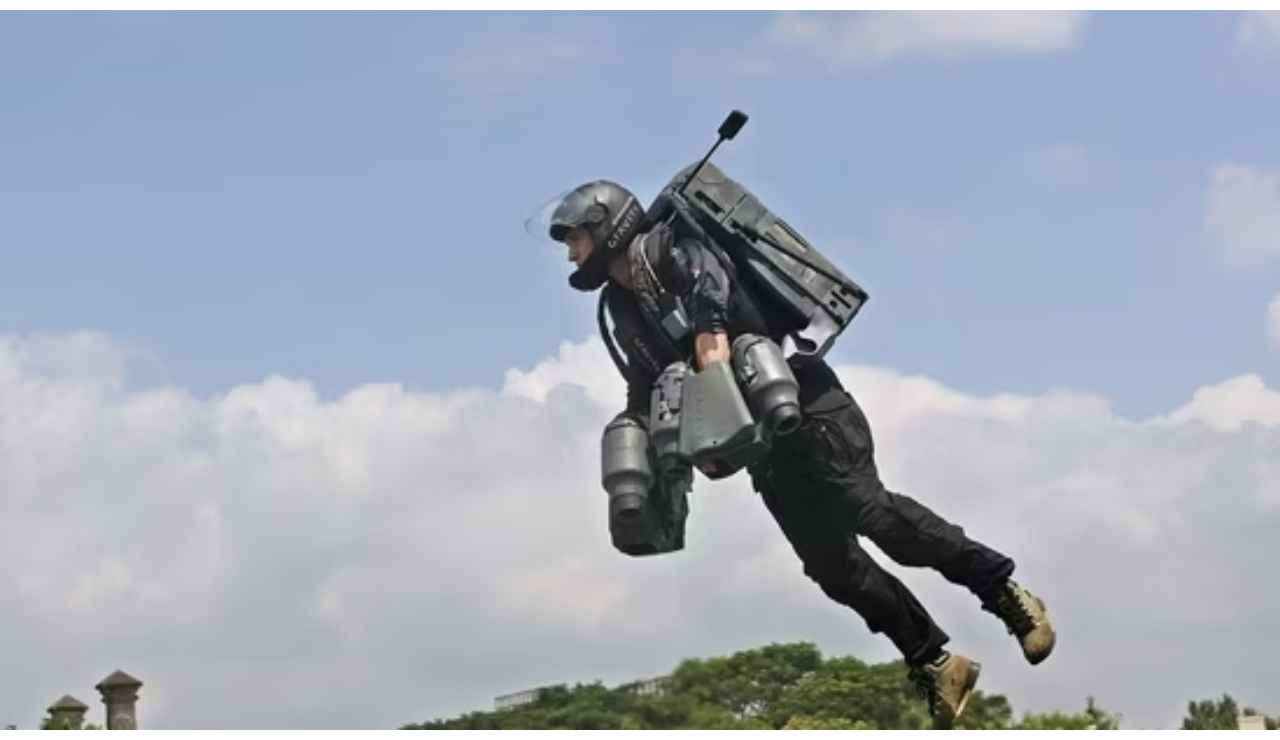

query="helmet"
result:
[531,180,649,291]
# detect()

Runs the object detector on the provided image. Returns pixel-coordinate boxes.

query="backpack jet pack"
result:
[647,110,870,361]
[638,110,872,480]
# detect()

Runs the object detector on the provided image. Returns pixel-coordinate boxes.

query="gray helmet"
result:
[543,180,649,291]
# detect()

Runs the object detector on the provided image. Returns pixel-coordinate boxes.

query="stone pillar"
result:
[95,670,142,730]
[46,696,88,730]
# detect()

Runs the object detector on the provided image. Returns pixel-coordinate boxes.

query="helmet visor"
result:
[523,187,595,242]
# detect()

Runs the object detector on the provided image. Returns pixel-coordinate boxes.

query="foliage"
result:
[782,715,872,729]
[39,714,102,730]
[1182,694,1279,731]
[401,642,1121,730]
[1014,697,1122,729]
[1183,694,1241,730]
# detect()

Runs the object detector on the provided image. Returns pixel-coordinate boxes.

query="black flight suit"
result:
[603,224,1015,666]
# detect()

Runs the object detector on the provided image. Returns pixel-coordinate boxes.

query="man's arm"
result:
[694,331,730,370]
[666,235,733,371]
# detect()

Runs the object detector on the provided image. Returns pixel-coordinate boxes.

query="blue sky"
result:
[3,11,1280,730]
[3,11,1277,416]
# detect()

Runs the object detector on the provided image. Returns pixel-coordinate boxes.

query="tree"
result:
[1183,694,1241,730]
[400,641,1121,730]
[782,715,873,729]
[1015,697,1122,729]
[668,642,823,722]
[768,655,1011,730]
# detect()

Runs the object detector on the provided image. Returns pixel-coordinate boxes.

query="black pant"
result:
[750,390,1015,666]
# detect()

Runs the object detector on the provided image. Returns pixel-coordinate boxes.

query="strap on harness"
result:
[598,285,631,380]
[662,199,774,340]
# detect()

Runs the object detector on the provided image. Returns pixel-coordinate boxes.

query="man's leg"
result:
[788,391,1054,665]
[755,469,949,666]
[753,462,982,727]
[794,393,1015,599]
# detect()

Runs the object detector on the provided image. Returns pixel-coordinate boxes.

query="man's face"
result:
[563,227,594,268]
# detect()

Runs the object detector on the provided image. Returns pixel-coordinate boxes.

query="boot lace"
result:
[994,584,1035,636]
[909,666,939,716]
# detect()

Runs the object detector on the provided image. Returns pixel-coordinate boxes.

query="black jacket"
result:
[601,223,846,422]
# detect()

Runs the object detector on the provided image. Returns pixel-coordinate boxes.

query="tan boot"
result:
[984,580,1056,665]
[909,652,982,729]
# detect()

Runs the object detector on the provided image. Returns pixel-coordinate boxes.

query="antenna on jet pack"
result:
[677,110,748,198]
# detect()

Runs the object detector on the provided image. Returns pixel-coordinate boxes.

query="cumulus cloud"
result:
[1159,373,1280,431]
[2,331,1278,730]
[767,11,1088,66]
[501,337,623,408]
[1205,163,1280,267]
[1237,11,1280,53]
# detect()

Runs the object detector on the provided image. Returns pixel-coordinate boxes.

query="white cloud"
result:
[1205,163,1280,267]
[768,11,1088,66]
[1237,11,1280,53]
[502,337,623,408]
[1158,374,1280,432]
[2,331,1279,730]
[1270,294,1280,350]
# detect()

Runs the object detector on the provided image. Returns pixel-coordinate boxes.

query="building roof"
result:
[95,670,142,690]
[48,695,88,712]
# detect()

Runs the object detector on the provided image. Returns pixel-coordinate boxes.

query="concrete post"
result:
[95,670,142,730]
[46,696,88,730]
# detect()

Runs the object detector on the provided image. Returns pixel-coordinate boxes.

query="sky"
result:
[1,9,1279,730]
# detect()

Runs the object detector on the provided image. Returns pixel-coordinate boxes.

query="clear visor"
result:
[522,187,593,243]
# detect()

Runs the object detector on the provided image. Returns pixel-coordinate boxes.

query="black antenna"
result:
[678,110,748,198]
